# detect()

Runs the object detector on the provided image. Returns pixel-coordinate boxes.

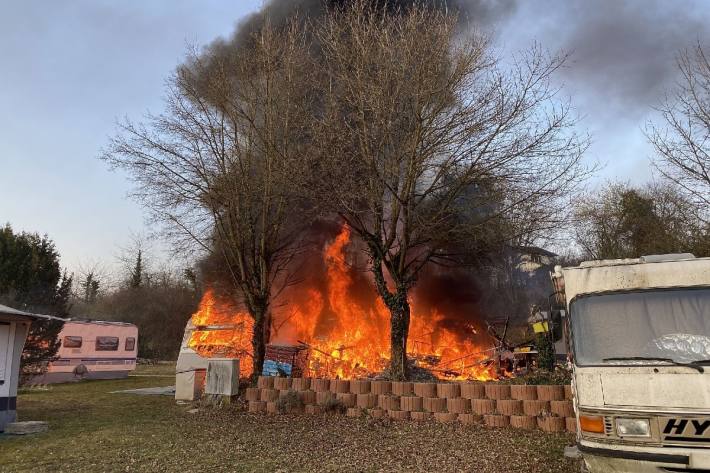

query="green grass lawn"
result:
[0,367,581,473]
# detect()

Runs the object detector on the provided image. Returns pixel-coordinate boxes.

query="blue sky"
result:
[1,0,707,276]
[0,1,262,275]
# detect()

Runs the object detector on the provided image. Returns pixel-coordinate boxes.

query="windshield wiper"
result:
[602,356,704,373]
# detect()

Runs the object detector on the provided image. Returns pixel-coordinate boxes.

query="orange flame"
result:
[188,225,498,381]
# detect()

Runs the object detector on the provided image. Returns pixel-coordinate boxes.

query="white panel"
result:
[0,324,9,383]
[563,257,710,303]
[205,359,240,396]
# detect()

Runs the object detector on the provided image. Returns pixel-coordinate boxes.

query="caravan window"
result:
[63,336,82,348]
[125,337,136,351]
[96,336,119,351]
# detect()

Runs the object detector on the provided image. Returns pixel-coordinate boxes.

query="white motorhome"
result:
[553,254,710,472]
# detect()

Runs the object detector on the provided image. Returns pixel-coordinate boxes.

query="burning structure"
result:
[176,225,527,398]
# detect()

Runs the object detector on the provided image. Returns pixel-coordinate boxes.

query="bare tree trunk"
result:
[388,290,410,381]
[250,302,271,384]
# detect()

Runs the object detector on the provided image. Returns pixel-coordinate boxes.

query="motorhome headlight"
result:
[615,418,651,437]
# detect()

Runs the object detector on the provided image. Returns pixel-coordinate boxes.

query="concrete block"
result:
[484,384,511,400]
[523,400,550,416]
[496,399,524,416]
[370,380,391,395]
[336,393,357,408]
[330,379,350,394]
[311,378,330,392]
[356,393,378,409]
[538,416,565,432]
[410,411,432,421]
[564,445,581,459]
[511,385,538,400]
[244,387,260,401]
[349,379,371,394]
[566,417,578,433]
[368,408,386,418]
[484,414,510,428]
[391,381,414,396]
[387,410,410,421]
[299,390,316,405]
[273,377,292,390]
[378,394,401,411]
[266,401,279,414]
[536,385,564,401]
[436,383,460,399]
[460,383,485,400]
[261,389,279,402]
[510,415,537,430]
[471,399,496,415]
[292,377,311,391]
[346,407,363,417]
[257,376,274,389]
[4,421,49,435]
[551,400,574,418]
[316,391,335,405]
[564,385,574,400]
[248,401,266,413]
[457,413,482,425]
[413,382,437,398]
[434,412,458,423]
[446,398,471,414]
[423,397,447,413]
[400,396,423,412]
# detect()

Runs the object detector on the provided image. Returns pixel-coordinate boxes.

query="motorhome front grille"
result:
[604,416,614,436]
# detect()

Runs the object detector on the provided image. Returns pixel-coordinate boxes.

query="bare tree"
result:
[313,2,589,379]
[649,44,710,208]
[573,181,709,260]
[115,231,153,289]
[102,19,315,380]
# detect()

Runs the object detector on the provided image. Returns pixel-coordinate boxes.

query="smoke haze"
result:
[215,0,707,119]
[504,0,709,115]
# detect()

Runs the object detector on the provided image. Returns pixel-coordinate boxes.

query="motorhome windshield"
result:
[571,288,710,366]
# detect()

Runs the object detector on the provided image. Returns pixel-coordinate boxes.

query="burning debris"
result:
[187,225,500,381]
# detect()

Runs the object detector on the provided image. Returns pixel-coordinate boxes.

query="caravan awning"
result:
[0,304,52,322]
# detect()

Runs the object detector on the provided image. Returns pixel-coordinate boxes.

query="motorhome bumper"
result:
[579,444,688,464]
[579,441,710,472]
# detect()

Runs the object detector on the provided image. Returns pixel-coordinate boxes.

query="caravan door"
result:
[0,323,10,386]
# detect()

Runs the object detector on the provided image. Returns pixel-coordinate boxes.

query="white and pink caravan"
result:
[38,319,138,383]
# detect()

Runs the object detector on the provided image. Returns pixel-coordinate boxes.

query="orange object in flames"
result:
[188,226,498,381]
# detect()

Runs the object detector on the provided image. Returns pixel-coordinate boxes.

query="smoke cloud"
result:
[502,0,709,115]
[221,0,519,49]
[214,0,708,116]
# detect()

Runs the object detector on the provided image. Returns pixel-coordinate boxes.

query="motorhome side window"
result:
[125,337,135,351]
[63,336,82,348]
[95,336,119,351]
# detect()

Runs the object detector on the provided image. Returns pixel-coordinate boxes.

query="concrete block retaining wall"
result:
[250,376,575,433]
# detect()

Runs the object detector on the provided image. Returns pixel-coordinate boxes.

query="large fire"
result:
[188,226,498,381]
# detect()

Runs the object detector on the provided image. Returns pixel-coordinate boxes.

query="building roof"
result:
[63,318,137,327]
[0,304,52,321]
[515,245,558,258]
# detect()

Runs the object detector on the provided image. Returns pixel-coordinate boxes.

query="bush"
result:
[275,390,303,413]
[536,333,555,372]
[322,398,346,414]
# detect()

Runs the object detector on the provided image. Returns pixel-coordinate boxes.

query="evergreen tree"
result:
[536,333,556,372]
[80,271,100,303]
[0,224,72,374]
[130,250,143,288]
